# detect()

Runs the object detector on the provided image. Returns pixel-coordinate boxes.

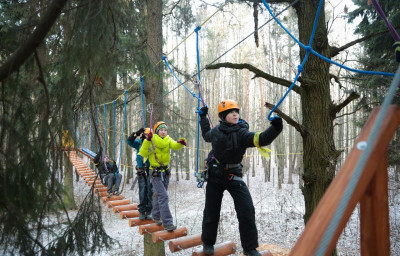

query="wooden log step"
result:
[107,199,130,208]
[88,180,102,186]
[152,227,187,243]
[129,218,154,227]
[120,210,139,219]
[98,191,108,197]
[95,187,108,193]
[94,184,106,189]
[102,195,124,203]
[192,241,236,256]
[113,203,138,213]
[139,223,164,235]
[169,233,202,252]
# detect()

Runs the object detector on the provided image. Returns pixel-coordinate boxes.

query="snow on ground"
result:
[72,157,400,256]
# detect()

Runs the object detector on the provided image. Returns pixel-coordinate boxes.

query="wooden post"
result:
[360,152,390,256]
[144,233,165,256]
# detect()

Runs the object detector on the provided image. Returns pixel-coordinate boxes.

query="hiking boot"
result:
[107,192,112,198]
[139,213,146,220]
[203,244,214,255]
[153,218,162,226]
[164,224,177,232]
[113,190,120,196]
[145,212,152,220]
[243,249,261,256]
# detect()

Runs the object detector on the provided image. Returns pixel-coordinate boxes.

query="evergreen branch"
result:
[264,102,307,136]
[206,62,302,94]
[330,91,360,117]
[0,0,69,82]
[329,26,400,58]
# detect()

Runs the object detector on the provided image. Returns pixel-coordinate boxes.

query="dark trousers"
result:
[151,174,173,226]
[137,169,153,214]
[104,173,122,194]
[201,177,258,251]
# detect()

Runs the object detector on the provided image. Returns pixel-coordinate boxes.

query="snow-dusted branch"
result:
[206,62,302,94]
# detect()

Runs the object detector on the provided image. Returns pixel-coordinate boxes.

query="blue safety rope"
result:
[261,0,395,120]
[113,100,116,160]
[195,26,203,188]
[104,104,107,152]
[316,65,400,255]
[140,76,146,127]
[117,91,128,182]
[162,55,201,101]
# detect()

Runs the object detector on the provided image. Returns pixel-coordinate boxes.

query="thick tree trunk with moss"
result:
[295,0,340,223]
[144,0,164,124]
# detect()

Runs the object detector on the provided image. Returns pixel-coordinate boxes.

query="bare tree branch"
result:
[0,0,68,82]
[330,91,360,117]
[329,26,400,58]
[264,102,307,136]
[206,62,303,94]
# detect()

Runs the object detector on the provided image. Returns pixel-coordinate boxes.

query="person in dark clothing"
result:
[126,127,153,220]
[199,99,283,256]
[93,149,122,198]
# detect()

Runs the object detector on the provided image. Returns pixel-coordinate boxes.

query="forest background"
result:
[0,0,399,255]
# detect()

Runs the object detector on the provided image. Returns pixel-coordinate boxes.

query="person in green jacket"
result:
[139,121,187,231]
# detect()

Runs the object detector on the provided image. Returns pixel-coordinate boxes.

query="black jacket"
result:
[93,152,118,178]
[200,117,282,164]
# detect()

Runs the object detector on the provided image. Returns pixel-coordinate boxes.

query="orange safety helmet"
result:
[143,128,150,135]
[153,121,167,133]
[218,99,240,117]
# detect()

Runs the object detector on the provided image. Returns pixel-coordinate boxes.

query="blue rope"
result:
[162,55,201,101]
[104,104,107,152]
[140,76,146,127]
[316,65,400,255]
[311,49,395,77]
[195,25,203,188]
[261,0,395,120]
[117,91,128,181]
[113,101,116,160]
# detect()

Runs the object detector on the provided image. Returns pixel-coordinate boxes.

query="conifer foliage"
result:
[0,0,147,254]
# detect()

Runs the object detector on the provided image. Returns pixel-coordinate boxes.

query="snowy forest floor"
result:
[70,158,400,256]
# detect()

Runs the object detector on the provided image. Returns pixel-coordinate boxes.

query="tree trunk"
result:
[296,0,340,223]
[144,0,164,123]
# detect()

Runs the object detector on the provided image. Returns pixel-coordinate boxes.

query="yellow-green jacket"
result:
[139,134,186,168]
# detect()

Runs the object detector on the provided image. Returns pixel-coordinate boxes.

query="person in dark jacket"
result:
[199,99,283,256]
[127,127,153,220]
[93,149,122,198]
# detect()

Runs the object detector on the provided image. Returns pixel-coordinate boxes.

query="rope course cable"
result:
[316,64,400,256]
[260,0,395,120]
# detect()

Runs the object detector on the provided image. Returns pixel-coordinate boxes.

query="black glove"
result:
[127,132,137,142]
[270,116,283,131]
[199,106,208,118]
[135,127,145,136]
